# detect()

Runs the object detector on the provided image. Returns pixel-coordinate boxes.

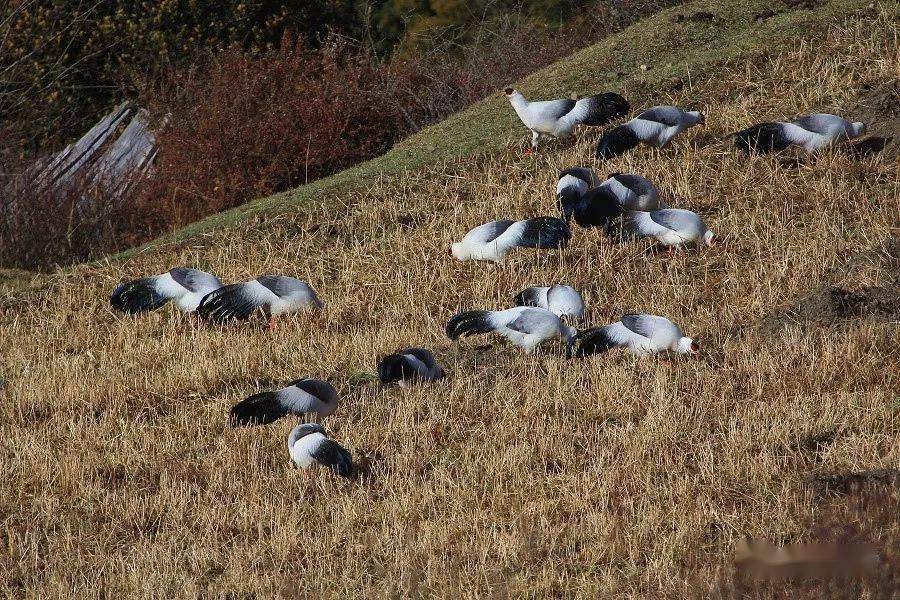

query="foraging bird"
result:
[734,113,866,155]
[450,217,571,262]
[230,378,338,426]
[597,172,667,211]
[110,267,222,314]
[596,105,705,159]
[556,167,601,209]
[568,313,698,358]
[621,208,713,249]
[505,88,630,152]
[557,170,666,229]
[287,423,353,477]
[514,284,585,321]
[446,306,576,354]
[378,347,445,387]
[197,275,323,327]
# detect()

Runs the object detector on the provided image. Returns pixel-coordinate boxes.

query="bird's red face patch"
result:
[690,341,700,354]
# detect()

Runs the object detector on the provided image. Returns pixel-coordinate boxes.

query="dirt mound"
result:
[849,79,899,157]
[760,237,900,331]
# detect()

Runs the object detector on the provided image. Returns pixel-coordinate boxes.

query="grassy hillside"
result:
[1,0,898,596]
[113,0,888,258]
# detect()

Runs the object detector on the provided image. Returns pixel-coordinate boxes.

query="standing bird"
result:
[621,208,714,250]
[230,378,338,426]
[596,106,705,159]
[505,88,630,153]
[568,314,698,358]
[110,267,223,314]
[734,113,866,155]
[197,275,323,328]
[287,423,353,478]
[446,306,576,354]
[450,217,571,262]
[597,172,667,211]
[514,284,585,321]
[378,347,445,387]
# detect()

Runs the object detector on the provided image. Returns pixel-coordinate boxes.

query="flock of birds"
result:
[109,85,869,478]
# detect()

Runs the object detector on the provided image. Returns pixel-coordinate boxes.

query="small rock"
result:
[639,64,651,71]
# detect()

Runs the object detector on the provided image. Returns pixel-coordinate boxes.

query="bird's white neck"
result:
[507,91,529,117]
[849,122,866,137]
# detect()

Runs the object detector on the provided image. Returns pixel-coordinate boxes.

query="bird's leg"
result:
[523,131,540,156]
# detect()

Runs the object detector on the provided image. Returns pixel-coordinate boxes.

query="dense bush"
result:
[1,0,681,270]
[0,0,360,155]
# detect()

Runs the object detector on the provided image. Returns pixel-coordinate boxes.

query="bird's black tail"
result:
[595,125,641,159]
[514,287,543,308]
[579,92,631,127]
[556,187,581,222]
[567,326,618,358]
[378,353,415,384]
[733,122,792,155]
[110,279,169,314]
[517,217,571,249]
[446,310,494,340]
[229,391,286,427]
[196,284,255,323]
[572,188,623,230]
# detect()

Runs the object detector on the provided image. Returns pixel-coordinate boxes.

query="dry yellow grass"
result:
[2,7,898,598]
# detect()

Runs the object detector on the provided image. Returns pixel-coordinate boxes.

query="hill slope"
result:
[1,0,898,596]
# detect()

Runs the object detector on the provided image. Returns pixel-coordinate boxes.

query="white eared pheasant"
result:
[110,267,223,314]
[446,306,576,354]
[287,424,353,478]
[734,113,866,154]
[596,105,705,159]
[197,275,323,328]
[513,284,585,321]
[230,378,338,426]
[621,208,713,249]
[505,88,630,153]
[556,170,665,230]
[378,347,445,387]
[568,314,698,358]
[450,217,570,262]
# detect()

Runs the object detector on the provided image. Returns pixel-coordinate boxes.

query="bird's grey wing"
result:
[650,209,705,235]
[290,379,338,405]
[619,314,661,339]
[622,211,671,238]
[255,275,312,298]
[635,106,684,127]
[791,113,845,135]
[529,98,577,122]
[505,307,555,334]
[463,220,517,244]
[169,268,222,293]
[311,439,354,477]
